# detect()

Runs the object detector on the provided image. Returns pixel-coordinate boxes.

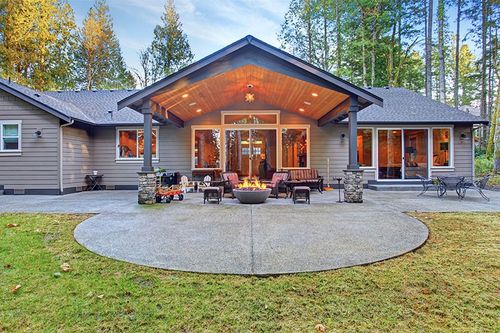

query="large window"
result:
[432,128,451,167]
[0,121,21,151]
[193,129,221,169]
[281,127,308,168]
[357,128,373,167]
[223,113,278,125]
[117,128,158,159]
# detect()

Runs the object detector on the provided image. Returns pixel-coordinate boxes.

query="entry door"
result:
[378,129,429,180]
[224,129,277,179]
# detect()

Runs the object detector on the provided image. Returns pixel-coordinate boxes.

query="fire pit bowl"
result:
[233,188,272,204]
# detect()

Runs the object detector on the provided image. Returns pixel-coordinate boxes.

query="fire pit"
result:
[233,178,271,204]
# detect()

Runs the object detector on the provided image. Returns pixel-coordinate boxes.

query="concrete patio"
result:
[0,189,498,274]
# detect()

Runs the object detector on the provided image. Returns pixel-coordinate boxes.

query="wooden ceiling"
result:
[150,64,349,122]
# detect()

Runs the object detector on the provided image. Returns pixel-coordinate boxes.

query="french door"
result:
[377,129,429,180]
[224,129,277,179]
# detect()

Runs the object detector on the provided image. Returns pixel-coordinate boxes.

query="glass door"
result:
[225,129,250,178]
[403,129,428,179]
[224,129,277,180]
[250,129,277,180]
[378,129,403,179]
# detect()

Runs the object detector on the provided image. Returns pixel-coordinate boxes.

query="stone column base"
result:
[138,172,157,205]
[343,169,364,203]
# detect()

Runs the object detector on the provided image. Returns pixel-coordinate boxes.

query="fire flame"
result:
[237,177,267,190]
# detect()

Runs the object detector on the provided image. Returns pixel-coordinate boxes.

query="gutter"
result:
[59,119,75,194]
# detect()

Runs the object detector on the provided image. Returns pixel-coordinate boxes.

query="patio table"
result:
[86,174,103,191]
[436,175,465,199]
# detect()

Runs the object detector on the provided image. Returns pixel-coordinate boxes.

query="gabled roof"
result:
[355,87,488,124]
[118,35,383,112]
[0,78,92,123]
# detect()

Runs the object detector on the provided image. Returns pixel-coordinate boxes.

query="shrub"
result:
[475,156,493,175]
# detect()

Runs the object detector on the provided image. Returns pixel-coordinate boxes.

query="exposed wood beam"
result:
[317,97,351,127]
[151,102,185,128]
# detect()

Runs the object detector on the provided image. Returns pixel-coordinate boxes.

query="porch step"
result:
[367,184,422,191]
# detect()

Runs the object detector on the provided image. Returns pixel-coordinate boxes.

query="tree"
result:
[425,0,433,97]
[0,0,77,90]
[437,0,446,102]
[74,0,134,90]
[453,0,462,108]
[149,0,194,81]
[132,47,156,88]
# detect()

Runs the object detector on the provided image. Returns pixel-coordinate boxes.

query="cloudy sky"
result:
[69,0,290,72]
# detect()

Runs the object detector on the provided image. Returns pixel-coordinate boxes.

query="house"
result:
[0,36,487,198]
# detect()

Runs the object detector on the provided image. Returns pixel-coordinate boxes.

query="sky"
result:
[69,0,290,72]
[68,0,475,73]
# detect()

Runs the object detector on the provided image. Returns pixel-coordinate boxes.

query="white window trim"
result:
[191,126,222,170]
[115,127,159,162]
[431,126,454,168]
[0,120,22,153]
[375,127,433,181]
[357,127,375,169]
[221,110,280,126]
[279,124,310,170]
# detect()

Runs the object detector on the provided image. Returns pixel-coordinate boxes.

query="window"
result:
[193,129,221,168]
[281,127,308,168]
[223,113,278,125]
[0,121,21,151]
[117,128,158,159]
[432,128,451,167]
[357,128,373,167]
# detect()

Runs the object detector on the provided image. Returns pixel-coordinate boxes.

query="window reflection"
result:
[194,129,221,168]
[281,128,308,168]
[432,128,450,166]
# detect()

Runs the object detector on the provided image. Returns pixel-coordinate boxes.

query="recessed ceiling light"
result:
[189,102,197,106]
[304,101,311,105]
[196,109,202,113]
[311,92,318,97]
[182,93,189,98]
[299,108,305,112]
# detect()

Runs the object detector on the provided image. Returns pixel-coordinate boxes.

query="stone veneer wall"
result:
[343,169,364,203]
[138,172,156,204]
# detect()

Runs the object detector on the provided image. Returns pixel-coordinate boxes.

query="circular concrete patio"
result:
[74,198,429,275]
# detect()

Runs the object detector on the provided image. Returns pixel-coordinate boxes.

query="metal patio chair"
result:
[461,174,491,201]
[416,174,440,196]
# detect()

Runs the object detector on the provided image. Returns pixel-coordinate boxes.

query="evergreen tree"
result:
[74,0,134,90]
[0,0,77,90]
[149,0,194,81]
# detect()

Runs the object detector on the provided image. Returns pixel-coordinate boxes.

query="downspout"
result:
[59,119,75,194]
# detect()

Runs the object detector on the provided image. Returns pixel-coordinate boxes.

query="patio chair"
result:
[263,171,289,199]
[461,174,491,201]
[221,172,240,198]
[416,174,440,196]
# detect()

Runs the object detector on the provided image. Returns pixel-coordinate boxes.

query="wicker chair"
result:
[221,172,240,198]
[264,171,289,199]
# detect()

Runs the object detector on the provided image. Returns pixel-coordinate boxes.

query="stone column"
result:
[138,171,156,205]
[344,95,364,203]
[343,169,364,203]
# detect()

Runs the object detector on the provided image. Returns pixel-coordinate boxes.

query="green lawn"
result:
[1,212,499,332]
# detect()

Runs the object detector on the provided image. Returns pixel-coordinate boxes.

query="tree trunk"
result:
[425,0,433,97]
[371,26,376,87]
[361,10,367,86]
[437,0,446,103]
[454,0,461,108]
[388,18,396,85]
[335,0,341,73]
[479,0,488,148]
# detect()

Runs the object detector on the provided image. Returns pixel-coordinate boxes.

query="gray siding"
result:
[0,90,60,192]
[62,126,92,191]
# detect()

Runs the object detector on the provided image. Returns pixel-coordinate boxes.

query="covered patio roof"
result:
[118,35,383,128]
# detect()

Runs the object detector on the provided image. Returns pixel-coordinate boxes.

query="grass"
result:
[1,212,499,332]
[488,173,500,186]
